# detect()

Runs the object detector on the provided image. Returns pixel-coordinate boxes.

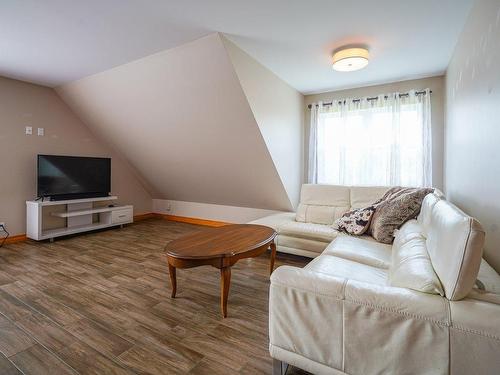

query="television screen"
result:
[37,155,111,200]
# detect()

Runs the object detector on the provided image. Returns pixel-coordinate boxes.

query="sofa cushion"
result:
[371,187,433,244]
[295,184,350,225]
[390,229,444,295]
[305,255,388,285]
[426,199,485,300]
[279,221,338,242]
[417,192,441,236]
[324,236,392,269]
[349,186,389,209]
[277,235,329,255]
[334,204,377,235]
[248,212,296,232]
[393,219,425,248]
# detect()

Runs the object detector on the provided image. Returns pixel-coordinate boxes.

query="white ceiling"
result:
[1,0,473,93]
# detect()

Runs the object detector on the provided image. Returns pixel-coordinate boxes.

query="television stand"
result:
[26,196,133,241]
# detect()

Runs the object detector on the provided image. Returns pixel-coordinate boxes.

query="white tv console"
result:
[26,196,133,241]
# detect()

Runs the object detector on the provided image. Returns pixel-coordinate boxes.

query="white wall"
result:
[153,199,280,223]
[305,76,445,189]
[222,37,304,208]
[57,33,293,212]
[445,0,500,272]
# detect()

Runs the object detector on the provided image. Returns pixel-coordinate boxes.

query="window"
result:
[309,90,432,187]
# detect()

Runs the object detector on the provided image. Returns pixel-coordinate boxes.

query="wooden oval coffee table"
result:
[165,224,277,318]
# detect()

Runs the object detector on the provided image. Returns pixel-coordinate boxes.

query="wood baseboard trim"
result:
[3,234,28,245]
[0,213,229,246]
[155,214,231,227]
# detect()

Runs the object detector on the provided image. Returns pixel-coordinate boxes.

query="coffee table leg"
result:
[270,241,277,275]
[168,263,177,298]
[220,267,231,318]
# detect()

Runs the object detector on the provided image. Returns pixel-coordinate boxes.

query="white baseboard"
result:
[152,199,282,223]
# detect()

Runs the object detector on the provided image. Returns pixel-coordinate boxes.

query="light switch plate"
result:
[25,126,32,135]
[37,127,44,136]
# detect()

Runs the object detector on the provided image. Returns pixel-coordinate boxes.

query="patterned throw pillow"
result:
[370,187,434,244]
[334,204,378,235]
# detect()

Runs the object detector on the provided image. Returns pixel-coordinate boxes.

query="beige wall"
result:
[304,76,445,189]
[445,0,500,272]
[0,76,152,236]
[222,37,304,208]
[57,33,293,212]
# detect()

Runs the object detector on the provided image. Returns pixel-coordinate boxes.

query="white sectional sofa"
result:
[250,184,500,375]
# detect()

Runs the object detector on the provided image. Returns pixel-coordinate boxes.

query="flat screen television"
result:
[37,155,111,200]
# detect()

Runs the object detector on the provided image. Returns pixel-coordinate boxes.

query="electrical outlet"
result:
[165,202,172,212]
[25,126,33,135]
[37,127,44,136]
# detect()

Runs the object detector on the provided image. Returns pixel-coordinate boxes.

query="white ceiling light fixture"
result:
[332,47,369,72]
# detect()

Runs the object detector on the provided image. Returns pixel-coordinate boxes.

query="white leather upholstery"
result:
[296,184,350,224]
[417,192,441,236]
[250,184,390,257]
[270,266,451,375]
[306,255,388,285]
[279,221,338,242]
[323,235,392,269]
[277,235,328,255]
[249,211,333,256]
[349,186,389,208]
[426,199,485,300]
[249,211,296,231]
[390,225,444,295]
[265,184,499,375]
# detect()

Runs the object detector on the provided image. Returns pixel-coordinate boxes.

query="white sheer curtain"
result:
[308,89,432,187]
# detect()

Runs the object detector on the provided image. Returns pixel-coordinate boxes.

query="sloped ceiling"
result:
[57,33,300,211]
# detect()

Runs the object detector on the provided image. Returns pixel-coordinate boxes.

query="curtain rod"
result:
[307,90,432,109]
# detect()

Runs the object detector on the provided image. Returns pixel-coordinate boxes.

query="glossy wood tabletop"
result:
[165,224,276,259]
[165,224,277,318]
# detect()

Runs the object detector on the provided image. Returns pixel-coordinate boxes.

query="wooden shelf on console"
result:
[50,205,129,218]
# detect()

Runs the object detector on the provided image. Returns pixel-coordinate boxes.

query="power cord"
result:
[0,224,9,248]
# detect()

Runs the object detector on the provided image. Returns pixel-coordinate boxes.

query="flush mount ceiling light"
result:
[332,47,369,72]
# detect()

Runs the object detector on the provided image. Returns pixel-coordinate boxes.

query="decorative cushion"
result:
[370,187,434,244]
[334,204,378,235]
[389,229,444,295]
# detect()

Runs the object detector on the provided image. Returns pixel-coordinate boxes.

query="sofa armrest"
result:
[269,266,346,373]
[270,265,451,375]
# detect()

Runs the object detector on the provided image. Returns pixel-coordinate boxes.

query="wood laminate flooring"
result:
[0,219,310,374]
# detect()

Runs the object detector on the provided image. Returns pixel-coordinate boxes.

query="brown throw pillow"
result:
[334,204,379,235]
[370,187,434,244]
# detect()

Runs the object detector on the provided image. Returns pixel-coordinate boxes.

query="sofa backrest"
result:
[296,184,350,225]
[426,199,485,300]
[417,192,441,236]
[296,184,389,225]
[350,186,390,208]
